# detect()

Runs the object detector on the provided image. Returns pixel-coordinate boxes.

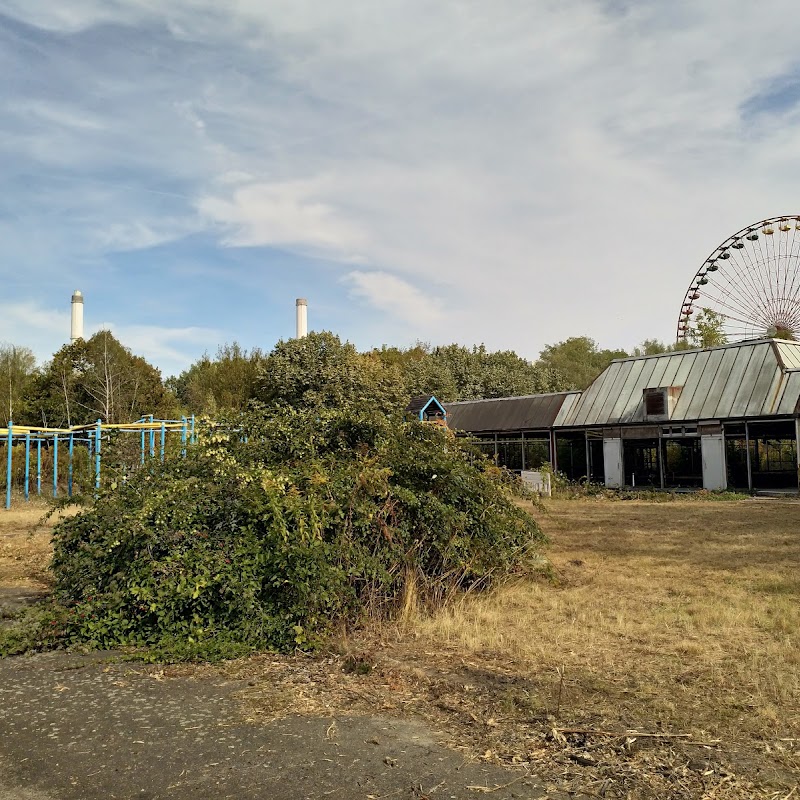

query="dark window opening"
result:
[623,439,660,487]
[524,438,550,470]
[556,435,587,481]
[662,438,702,488]
[644,389,667,417]
[588,438,605,483]
[726,421,797,490]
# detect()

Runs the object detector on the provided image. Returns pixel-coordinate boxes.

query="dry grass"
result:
[206,498,800,799]
[0,503,59,590]
[417,499,800,738]
[3,498,799,797]
[404,498,800,796]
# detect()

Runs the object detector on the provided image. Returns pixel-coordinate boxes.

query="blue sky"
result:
[1,0,800,377]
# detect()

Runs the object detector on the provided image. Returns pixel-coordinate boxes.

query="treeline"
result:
[1,322,722,426]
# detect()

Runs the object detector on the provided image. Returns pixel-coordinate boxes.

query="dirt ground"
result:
[1,498,799,799]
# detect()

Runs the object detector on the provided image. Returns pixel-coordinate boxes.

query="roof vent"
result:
[643,387,681,421]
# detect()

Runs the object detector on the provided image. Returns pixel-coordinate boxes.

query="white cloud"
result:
[197,178,367,256]
[0,301,220,377]
[9,100,105,131]
[93,323,223,376]
[3,0,800,359]
[345,271,443,326]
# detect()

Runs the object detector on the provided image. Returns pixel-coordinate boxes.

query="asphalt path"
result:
[0,652,566,800]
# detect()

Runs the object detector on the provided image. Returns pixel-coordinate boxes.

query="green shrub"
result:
[6,407,543,660]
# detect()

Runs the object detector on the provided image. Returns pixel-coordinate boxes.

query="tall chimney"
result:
[296,298,308,338]
[70,290,84,342]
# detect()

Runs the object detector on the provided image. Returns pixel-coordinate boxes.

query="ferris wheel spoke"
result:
[700,274,773,323]
[782,232,800,308]
[735,242,776,313]
[755,235,779,310]
[676,216,800,344]
[698,291,770,328]
[723,249,772,315]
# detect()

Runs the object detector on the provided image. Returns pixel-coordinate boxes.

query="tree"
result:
[631,339,676,357]
[0,344,37,423]
[257,332,403,412]
[370,342,563,402]
[30,331,177,427]
[169,343,266,415]
[536,337,629,390]
[690,310,727,348]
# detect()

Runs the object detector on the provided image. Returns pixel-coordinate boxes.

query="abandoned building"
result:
[444,338,800,492]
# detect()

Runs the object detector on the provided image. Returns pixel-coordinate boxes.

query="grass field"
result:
[1,497,798,798]
[404,498,800,797]
[0,502,57,591]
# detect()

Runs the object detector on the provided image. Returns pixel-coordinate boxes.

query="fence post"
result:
[95,420,101,494]
[68,432,74,498]
[24,432,30,502]
[6,421,12,510]
[53,434,59,498]
[53,434,59,497]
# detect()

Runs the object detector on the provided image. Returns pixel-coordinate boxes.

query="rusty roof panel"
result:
[444,392,580,433]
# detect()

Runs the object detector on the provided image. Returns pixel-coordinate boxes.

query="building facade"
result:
[444,339,800,492]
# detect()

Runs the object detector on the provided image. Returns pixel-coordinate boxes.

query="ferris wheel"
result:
[677,215,800,345]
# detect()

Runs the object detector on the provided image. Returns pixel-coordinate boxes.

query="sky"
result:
[1,0,800,377]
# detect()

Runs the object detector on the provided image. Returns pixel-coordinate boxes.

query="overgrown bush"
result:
[3,407,543,660]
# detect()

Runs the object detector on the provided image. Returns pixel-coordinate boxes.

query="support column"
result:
[6,421,12,509]
[795,417,800,492]
[603,438,623,488]
[745,421,753,492]
[701,434,727,491]
[52,434,58,498]
[24,432,30,502]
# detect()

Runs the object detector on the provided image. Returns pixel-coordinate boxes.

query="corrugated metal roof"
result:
[777,371,800,415]
[775,340,800,369]
[445,392,581,433]
[559,339,800,427]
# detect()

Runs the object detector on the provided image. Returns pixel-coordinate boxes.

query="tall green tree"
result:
[631,339,677,357]
[169,342,266,415]
[371,342,563,402]
[690,309,727,348]
[257,332,405,413]
[0,344,37,423]
[536,337,628,390]
[30,331,176,427]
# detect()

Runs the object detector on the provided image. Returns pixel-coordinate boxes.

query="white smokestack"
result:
[296,298,308,338]
[70,290,84,342]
